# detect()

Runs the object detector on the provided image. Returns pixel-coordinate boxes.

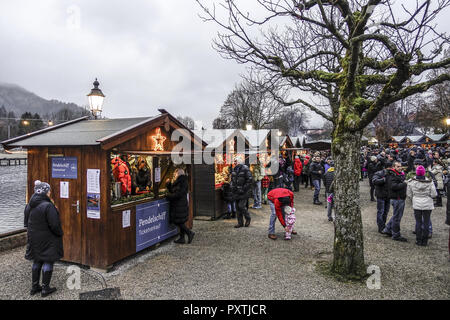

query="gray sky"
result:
[0,1,448,129]
[0,0,248,128]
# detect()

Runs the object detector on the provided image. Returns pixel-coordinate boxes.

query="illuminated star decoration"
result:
[152,128,166,151]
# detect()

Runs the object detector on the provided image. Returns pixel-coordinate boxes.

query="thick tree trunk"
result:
[331,130,366,279]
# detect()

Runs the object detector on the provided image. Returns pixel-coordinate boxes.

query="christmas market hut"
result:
[1,110,206,270]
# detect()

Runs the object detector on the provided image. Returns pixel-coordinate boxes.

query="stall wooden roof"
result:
[2,111,206,150]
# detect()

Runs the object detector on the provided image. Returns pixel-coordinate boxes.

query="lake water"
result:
[0,166,27,234]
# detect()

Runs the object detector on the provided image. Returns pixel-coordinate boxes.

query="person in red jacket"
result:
[111,157,132,196]
[293,156,303,192]
[267,188,296,240]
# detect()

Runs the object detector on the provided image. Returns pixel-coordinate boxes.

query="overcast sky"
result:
[0,1,448,129]
[0,0,250,128]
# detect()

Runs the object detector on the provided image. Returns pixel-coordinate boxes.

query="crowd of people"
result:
[220,145,450,258]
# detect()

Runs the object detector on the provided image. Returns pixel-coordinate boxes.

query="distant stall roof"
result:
[192,129,243,149]
[405,135,424,143]
[427,134,446,142]
[391,136,405,142]
[240,129,271,148]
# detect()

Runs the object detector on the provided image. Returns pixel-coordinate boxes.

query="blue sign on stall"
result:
[135,199,177,252]
[51,157,78,179]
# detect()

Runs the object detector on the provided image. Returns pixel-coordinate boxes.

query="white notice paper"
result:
[60,181,69,199]
[87,169,101,193]
[122,210,131,228]
[155,167,161,183]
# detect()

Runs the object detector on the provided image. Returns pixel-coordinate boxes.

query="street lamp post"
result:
[87,78,105,119]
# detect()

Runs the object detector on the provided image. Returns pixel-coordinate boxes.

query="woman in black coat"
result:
[24,180,63,297]
[165,168,194,244]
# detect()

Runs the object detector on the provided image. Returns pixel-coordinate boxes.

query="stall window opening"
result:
[111,154,154,205]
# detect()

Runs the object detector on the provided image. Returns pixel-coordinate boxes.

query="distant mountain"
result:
[0,82,87,117]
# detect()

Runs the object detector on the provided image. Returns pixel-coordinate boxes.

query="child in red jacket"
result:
[267,188,296,240]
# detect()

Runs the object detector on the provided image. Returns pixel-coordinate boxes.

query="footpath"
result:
[0,180,449,300]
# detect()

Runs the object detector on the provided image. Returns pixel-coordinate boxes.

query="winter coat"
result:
[323,167,335,194]
[302,160,310,175]
[24,193,64,262]
[221,182,233,202]
[285,212,296,228]
[310,161,324,181]
[166,174,189,224]
[111,157,132,195]
[368,161,383,179]
[430,164,444,189]
[372,169,389,199]
[231,164,253,200]
[267,188,294,227]
[251,164,263,182]
[294,158,303,176]
[134,166,152,191]
[387,169,407,200]
[286,166,294,183]
[407,154,416,173]
[406,177,437,210]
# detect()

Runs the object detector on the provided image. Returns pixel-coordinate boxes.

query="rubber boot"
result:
[41,271,57,297]
[30,267,42,296]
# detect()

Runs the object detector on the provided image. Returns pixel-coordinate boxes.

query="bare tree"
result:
[415,51,450,133]
[270,107,311,135]
[215,79,287,129]
[197,0,450,278]
[373,100,416,142]
[176,115,196,130]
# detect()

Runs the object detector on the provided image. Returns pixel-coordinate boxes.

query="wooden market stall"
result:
[193,129,251,220]
[2,110,206,270]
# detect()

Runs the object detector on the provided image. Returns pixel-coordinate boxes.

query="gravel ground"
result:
[0,179,449,300]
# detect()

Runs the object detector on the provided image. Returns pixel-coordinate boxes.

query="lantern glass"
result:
[246,123,253,131]
[88,94,104,113]
[446,118,450,126]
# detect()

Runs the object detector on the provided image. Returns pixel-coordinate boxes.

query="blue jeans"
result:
[253,181,262,207]
[32,261,54,273]
[376,198,390,231]
[312,179,321,201]
[268,201,277,234]
[384,199,405,239]
[226,201,236,214]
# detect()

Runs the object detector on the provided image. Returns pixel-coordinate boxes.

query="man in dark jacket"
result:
[231,157,253,228]
[368,156,383,201]
[310,156,324,205]
[382,161,408,242]
[372,162,392,233]
[24,180,63,297]
[407,150,416,173]
[166,169,194,244]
